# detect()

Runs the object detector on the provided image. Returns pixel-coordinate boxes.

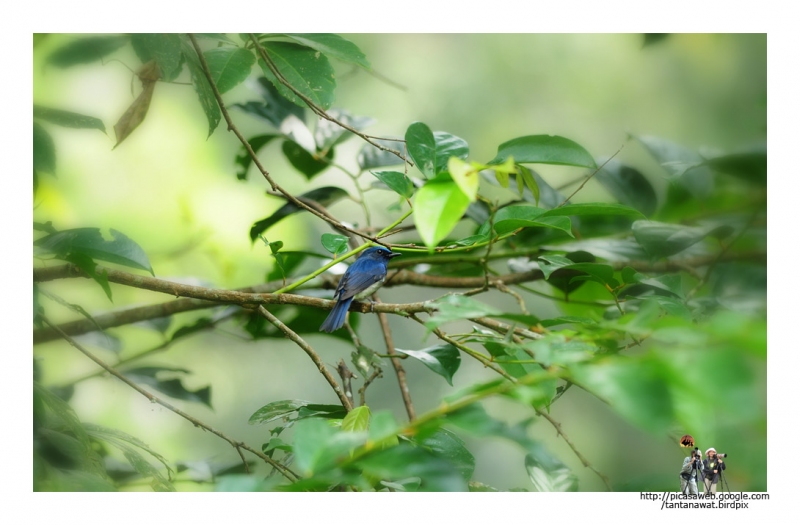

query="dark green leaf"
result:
[292,418,365,475]
[35,228,154,275]
[594,159,657,216]
[703,147,767,186]
[525,444,578,491]
[418,429,474,480]
[538,256,618,288]
[358,138,405,169]
[33,122,56,175]
[484,341,540,379]
[203,47,255,93]
[122,367,212,408]
[352,443,468,492]
[281,140,333,178]
[250,187,349,241]
[281,34,371,69]
[642,34,669,47]
[540,203,645,220]
[478,205,573,238]
[131,34,184,81]
[181,41,221,137]
[196,34,239,45]
[371,171,414,198]
[489,135,596,168]
[34,106,106,132]
[404,123,469,178]
[233,133,279,180]
[632,220,733,258]
[85,423,174,489]
[320,233,348,257]
[395,344,461,385]
[245,305,356,343]
[170,317,214,341]
[249,399,309,425]
[413,173,471,248]
[65,252,113,300]
[47,35,129,67]
[259,42,336,110]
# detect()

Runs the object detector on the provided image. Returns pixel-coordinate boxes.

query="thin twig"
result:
[250,34,410,165]
[375,297,416,421]
[556,143,626,208]
[41,316,298,482]
[257,306,353,411]
[186,34,385,247]
[358,367,383,408]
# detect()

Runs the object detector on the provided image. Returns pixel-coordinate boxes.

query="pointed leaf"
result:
[203,47,256,93]
[341,406,371,432]
[259,42,336,110]
[371,171,414,198]
[525,445,578,492]
[281,139,333,178]
[34,106,106,132]
[249,399,308,425]
[250,187,349,241]
[320,233,348,257]
[594,159,657,216]
[47,35,129,67]
[35,228,154,275]
[182,41,221,137]
[358,138,404,170]
[489,135,596,168]
[395,344,461,385]
[413,174,471,248]
[418,429,475,481]
[632,220,734,258]
[282,33,371,69]
[131,34,184,82]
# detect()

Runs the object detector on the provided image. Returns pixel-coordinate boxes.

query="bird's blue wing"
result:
[337,258,386,301]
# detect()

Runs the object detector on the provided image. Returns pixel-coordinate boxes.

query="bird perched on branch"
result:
[319,246,401,333]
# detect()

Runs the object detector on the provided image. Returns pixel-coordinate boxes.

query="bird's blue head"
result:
[360,246,401,261]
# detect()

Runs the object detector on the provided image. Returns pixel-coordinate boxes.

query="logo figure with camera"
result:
[680,447,704,495]
[702,447,727,495]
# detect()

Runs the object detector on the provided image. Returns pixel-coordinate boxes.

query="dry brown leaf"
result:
[113,60,160,148]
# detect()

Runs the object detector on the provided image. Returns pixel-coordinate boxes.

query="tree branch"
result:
[41,315,298,482]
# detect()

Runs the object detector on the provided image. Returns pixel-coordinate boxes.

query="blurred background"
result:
[33,33,766,491]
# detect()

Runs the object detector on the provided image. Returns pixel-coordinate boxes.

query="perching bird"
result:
[319,246,401,333]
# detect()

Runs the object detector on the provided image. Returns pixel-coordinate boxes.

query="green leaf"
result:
[525,444,578,491]
[131,34,184,82]
[371,170,414,198]
[182,41,221,137]
[65,252,112,300]
[538,256,618,288]
[122,367,212,408]
[358,138,404,170]
[413,173,471,248]
[404,123,469,178]
[342,406,371,432]
[35,228,154,275]
[234,133,280,180]
[85,423,175,489]
[33,122,56,175]
[632,220,734,258]
[518,164,540,204]
[570,356,674,432]
[489,135,596,168]
[259,42,336,110]
[418,429,475,481]
[426,295,502,330]
[321,233,349,257]
[352,443,468,492]
[203,47,256,93]
[478,205,573,237]
[634,135,714,198]
[281,34,371,69]
[249,399,309,425]
[170,317,214,342]
[447,157,479,201]
[292,418,365,476]
[34,106,106,133]
[250,187,349,241]
[281,140,333,178]
[594,159,657,216]
[395,344,461,385]
[702,147,767,186]
[540,203,645,220]
[47,35,129,67]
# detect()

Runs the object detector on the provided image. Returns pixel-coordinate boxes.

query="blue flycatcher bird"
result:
[319,246,401,333]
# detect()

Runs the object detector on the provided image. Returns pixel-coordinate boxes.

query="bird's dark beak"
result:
[388,252,402,258]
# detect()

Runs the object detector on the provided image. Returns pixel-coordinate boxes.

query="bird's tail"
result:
[319,297,353,333]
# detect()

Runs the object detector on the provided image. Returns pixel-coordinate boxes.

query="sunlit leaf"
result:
[259,43,336,110]
[489,135,596,168]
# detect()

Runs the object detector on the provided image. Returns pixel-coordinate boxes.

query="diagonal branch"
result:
[257,306,353,411]
[374,296,416,421]
[186,34,386,247]
[41,315,298,482]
